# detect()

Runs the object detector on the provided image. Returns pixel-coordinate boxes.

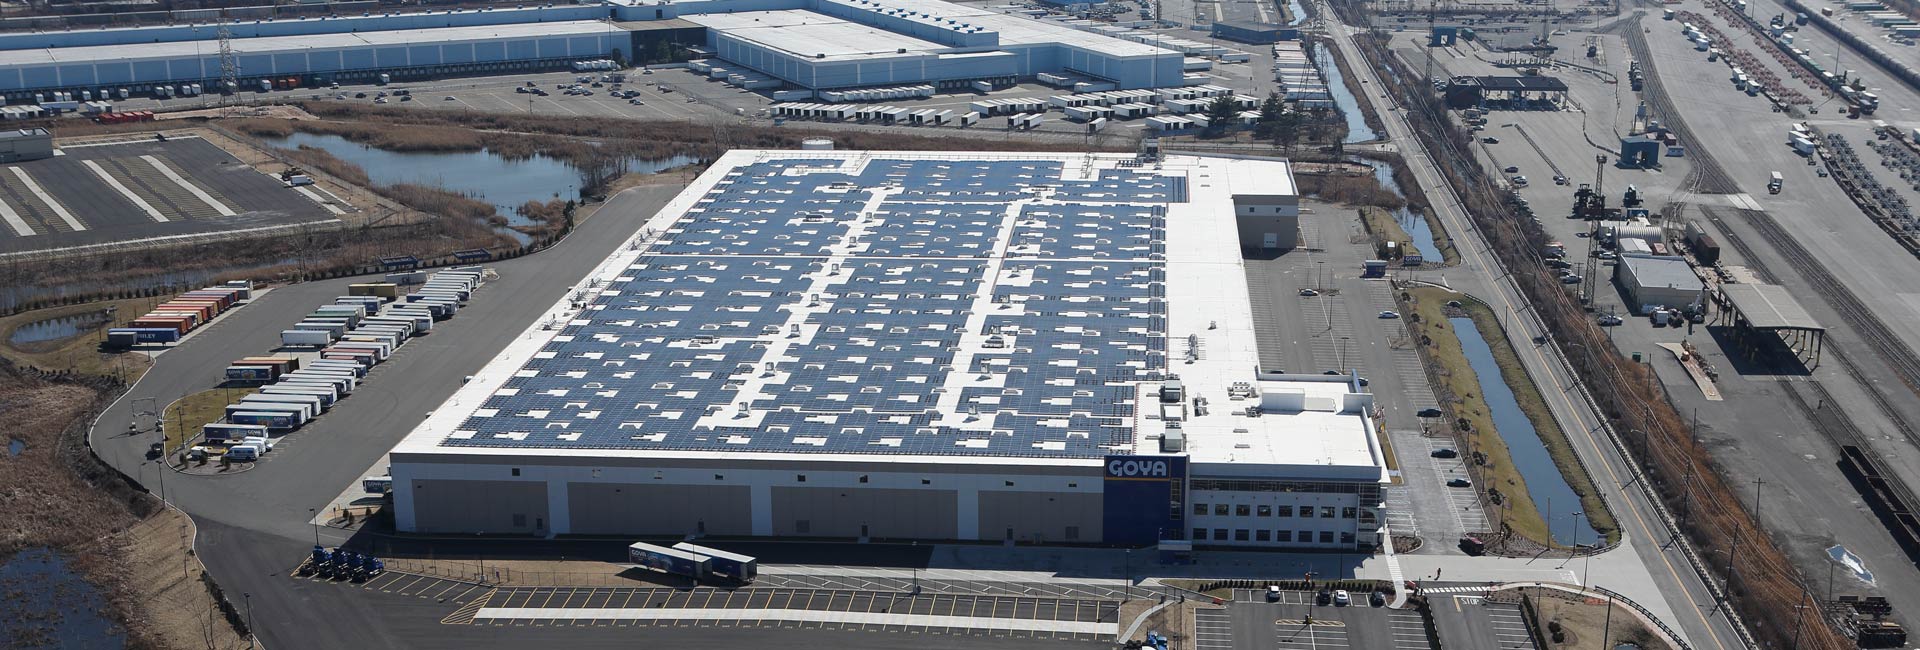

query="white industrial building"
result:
[387,150,1387,550]
[1615,255,1705,314]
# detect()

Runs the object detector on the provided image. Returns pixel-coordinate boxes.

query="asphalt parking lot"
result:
[0,135,337,253]
[1195,589,1437,650]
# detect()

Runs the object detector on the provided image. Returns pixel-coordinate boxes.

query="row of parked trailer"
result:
[107,281,255,347]
[208,268,488,439]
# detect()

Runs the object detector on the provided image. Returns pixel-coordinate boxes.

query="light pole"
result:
[243,591,255,648]
[309,508,319,547]
[1123,549,1132,602]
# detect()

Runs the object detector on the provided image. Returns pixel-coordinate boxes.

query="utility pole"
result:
[1753,476,1766,528]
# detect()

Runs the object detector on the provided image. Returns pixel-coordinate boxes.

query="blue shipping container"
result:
[110,327,182,343]
[627,543,709,580]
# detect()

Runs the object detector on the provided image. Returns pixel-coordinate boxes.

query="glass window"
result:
[1235,529,1250,541]
[1319,531,1334,544]
[1214,504,1230,516]
[1340,532,1355,544]
[1320,506,1336,519]
[1194,503,1208,516]
[1342,507,1357,519]
[1236,505,1251,517]
[1257,505,1272,517]
[1214,528,1228,540]
[1257,530,1271,542]
[1277,530,1293,542]
[1193,528,1206,540]
[1277,505,1294,517]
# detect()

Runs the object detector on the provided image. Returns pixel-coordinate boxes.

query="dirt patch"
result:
[1531,592,1674,650]
[115,508,250,650]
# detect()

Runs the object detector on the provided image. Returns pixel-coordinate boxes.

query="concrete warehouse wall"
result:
[977,490,1103,543]
[0,33,620,92]
[0,5,606,50]
[771,486,961,539]
[408,478,549,535]
[567,483,754,536]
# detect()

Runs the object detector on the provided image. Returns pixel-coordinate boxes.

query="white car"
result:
[1378,310,1400,319]
[1333,590,1351,606]
[1299,288,1319,297]
[1597,315,1624,326]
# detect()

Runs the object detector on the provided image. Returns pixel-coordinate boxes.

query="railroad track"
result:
[1609,13,1739,194]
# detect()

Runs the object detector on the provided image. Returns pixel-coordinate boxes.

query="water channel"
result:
[1451,316,1604,547]
[261,132,698,227]
[1315,42,1377,144]
[1354,158,1442,262]
[0,548,125,648]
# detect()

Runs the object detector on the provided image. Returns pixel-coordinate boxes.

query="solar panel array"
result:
[444,158,1185,458]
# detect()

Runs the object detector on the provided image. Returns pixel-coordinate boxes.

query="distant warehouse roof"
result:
[1720,283,1824,331]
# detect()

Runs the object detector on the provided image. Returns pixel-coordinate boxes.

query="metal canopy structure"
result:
[1715,283,1826,368]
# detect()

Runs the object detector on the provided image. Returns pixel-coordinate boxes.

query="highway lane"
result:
[1315,6,1751,649]
[86,184,682,650]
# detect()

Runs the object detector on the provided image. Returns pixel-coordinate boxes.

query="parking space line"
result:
[140,154,235,216]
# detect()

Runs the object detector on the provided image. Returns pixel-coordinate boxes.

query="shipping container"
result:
[281,329,335,347]
[226,401,312,423]
[628,542,711,580]
[106,328,180,345]
[307,360,368,377]
[226,410,298,432]
[237,356,301,373]
[331,341,392,360]
[274,377,350,396]
[293,321,350,338]
[262,385,339,407]
[202,423,268,444]
[671,543,756,583]
[322,349,380,366]
[283,371,356,392]
[353,324,410,342]
[241,393,325,415]
[225,364,282,383]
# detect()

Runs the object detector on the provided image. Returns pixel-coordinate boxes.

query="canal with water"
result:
[1451,316,1604,547]
[1353,157,1442,262]
[1316,42,1377,145]
[0,548,125,648]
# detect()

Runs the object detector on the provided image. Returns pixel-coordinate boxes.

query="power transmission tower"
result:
[218,26,239,108]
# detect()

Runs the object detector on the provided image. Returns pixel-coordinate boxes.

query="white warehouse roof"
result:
[0,20,621,68]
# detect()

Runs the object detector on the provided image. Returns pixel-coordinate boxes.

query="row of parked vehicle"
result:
[196,268,489,461]
[107,281,255,347]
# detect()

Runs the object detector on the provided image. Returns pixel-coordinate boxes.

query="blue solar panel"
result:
[443,158,1175,458]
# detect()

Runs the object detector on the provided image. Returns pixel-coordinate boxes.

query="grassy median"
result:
[1404,287,1618,548]
[159,388,257,453]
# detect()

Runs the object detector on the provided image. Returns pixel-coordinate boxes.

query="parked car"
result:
[1299,288,1319,297]
[1317,589,1333,605]
[1560,274,1583,284]
[1503,165,1519,173]
[1417,407,1443,418]
[1267,585,1282,602]
[1511,175,1529,186]
[1554,174,1569,185]
[1333,590,1351,606]
[1431,448,1458,458]
[1448,478,1473,488]
[1378,310,1400,319]
[1370,591,1387,607]
[1482,136,1500,144]
[1596,250,1618,260]
[444,96,457,101]
[1597,315,1624,326]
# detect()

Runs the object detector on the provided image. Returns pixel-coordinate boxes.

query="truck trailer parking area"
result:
[0,135,338,253]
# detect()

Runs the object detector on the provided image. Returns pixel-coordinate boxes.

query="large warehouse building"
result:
[0,0,1186,97]
[385,150,1389,550]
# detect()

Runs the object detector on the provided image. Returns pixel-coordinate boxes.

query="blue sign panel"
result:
[1102,454,1187,546]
